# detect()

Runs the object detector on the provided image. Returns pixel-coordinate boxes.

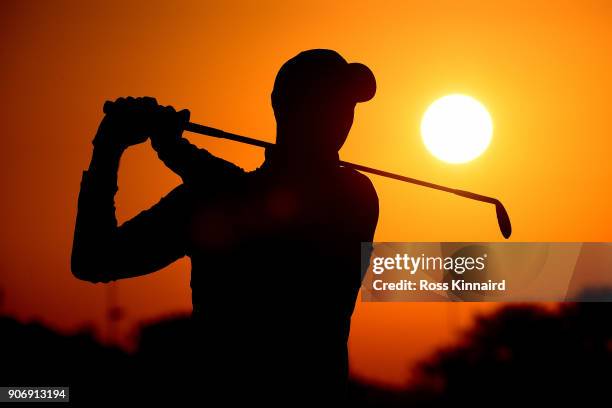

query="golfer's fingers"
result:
[141,96,158,108]
[164,106,190,124]
[107,96,162,116]
[103,97,127,115]
[178,109,190,123]
[113,97,127,109]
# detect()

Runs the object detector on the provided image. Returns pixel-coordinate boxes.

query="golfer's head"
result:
[271,49,376,154]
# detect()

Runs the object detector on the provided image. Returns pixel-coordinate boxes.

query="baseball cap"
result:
[271,49,376,109]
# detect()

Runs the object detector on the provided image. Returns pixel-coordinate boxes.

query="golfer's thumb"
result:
[178,109,190,124]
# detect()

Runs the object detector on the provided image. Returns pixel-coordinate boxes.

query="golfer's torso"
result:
[184,168,361,386]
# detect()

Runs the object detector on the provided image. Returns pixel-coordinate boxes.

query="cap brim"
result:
[347,62,376,103]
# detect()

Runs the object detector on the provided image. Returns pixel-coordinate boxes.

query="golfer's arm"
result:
[153,137,244,185]
[340,174,380,288]
[71,145,186,283]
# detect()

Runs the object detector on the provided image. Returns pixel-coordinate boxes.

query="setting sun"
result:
[421,94,493,164]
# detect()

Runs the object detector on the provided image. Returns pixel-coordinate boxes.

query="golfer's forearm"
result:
[153,136,245,185]
[71,143,124,282]
[153,137,199,183]
[88,142,124,183]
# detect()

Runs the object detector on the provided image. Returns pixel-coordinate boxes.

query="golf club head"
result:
[495,201,512,239]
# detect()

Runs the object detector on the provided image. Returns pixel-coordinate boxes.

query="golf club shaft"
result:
[187,122,495,203]
[185,121,512,239]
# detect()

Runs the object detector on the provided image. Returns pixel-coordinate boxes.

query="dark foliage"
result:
[2,303,611,405]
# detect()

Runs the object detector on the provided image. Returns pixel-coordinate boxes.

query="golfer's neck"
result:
[266,131,339,172]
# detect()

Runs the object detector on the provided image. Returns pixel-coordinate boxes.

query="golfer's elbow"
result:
[71,249,111,283]
[71,262,103,283]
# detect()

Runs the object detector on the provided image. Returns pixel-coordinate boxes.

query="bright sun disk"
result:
[420,94,493,164]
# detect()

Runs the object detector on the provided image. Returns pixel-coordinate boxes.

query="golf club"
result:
[184,122,512,239]
[102,101,512,238]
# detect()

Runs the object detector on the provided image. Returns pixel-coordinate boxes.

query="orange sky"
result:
[1,0,611,387]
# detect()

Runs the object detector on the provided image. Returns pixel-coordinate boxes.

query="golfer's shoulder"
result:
[336,167,379,209]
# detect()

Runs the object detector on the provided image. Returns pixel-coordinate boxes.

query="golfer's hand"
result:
[94,96,160,150]
[149,105,190,152]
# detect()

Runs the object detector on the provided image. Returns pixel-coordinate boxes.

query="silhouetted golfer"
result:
[72,49,379,403]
